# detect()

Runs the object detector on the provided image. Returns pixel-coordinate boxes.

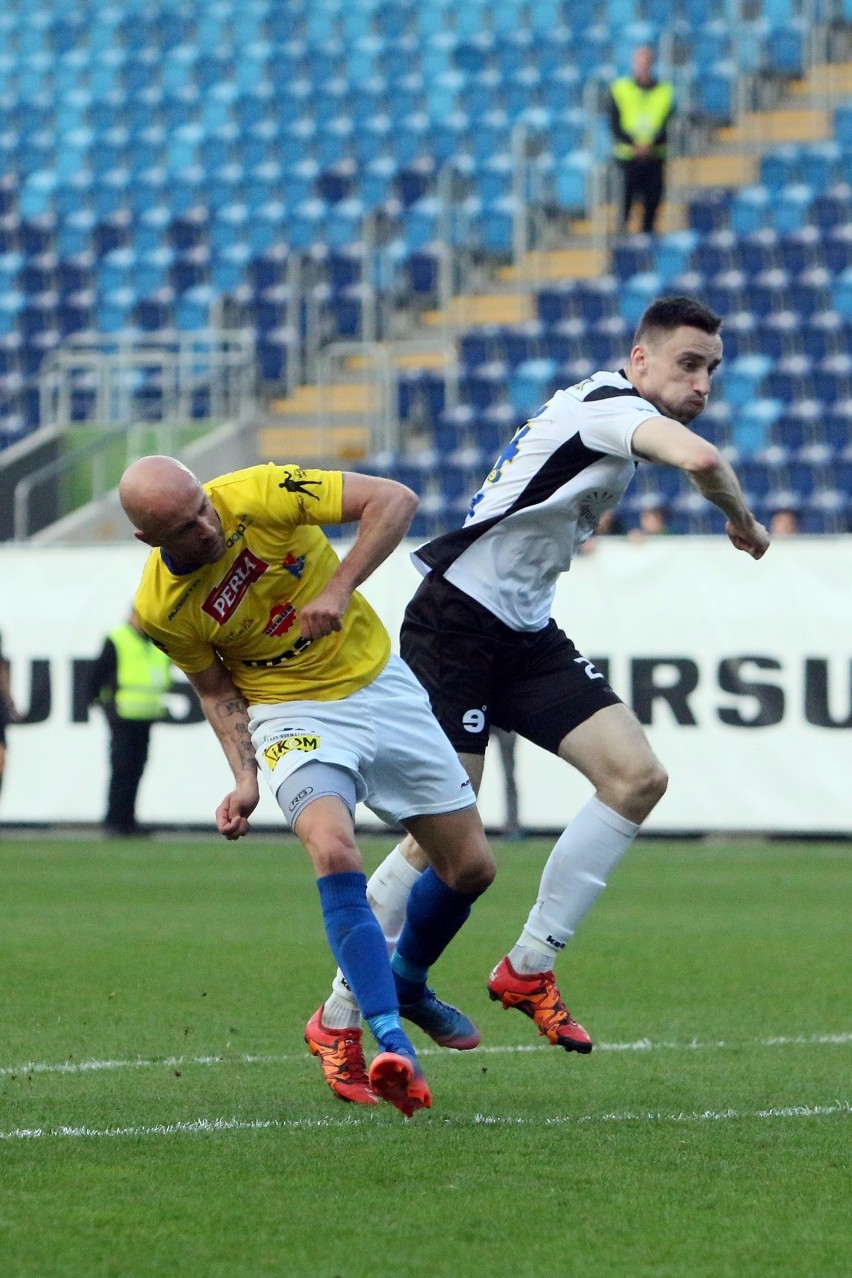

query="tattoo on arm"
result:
[212,694,257,774]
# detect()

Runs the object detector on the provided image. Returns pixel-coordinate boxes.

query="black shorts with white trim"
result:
[400,574,621,756]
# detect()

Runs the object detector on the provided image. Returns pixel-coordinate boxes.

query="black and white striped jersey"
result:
[413,369,662,632]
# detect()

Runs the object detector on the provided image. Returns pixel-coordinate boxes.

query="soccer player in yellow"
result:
[119,455,495,1117]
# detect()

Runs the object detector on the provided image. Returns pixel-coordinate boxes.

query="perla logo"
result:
[263,735,320,766]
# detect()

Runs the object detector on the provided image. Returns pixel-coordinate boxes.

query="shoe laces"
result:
[528,972,578,1029]
[317,1029,371,1087]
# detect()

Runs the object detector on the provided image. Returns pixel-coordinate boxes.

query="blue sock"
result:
[316,872,401,1025]
[391,867,483,1004]
[366,1012,416,1057]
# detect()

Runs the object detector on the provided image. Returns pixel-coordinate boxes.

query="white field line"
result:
[1,1101,849,1143]
[1,1031,850,1081]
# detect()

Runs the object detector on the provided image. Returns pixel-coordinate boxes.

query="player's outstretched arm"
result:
[631,416,770,560]
[188,658,259,840]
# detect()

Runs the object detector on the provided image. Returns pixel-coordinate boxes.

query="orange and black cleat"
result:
[305,1005,378,1106]
[487,956,593,1053]
[368,1050,432,1117]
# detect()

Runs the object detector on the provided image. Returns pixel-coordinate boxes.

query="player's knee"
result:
[629,759,668,816]
[297,821,361,876]
[309,836,362,876]
[443,839,496,894]
[602,757,667,821]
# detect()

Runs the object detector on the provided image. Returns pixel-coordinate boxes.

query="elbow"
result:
[682,442,722,476]
[395,483,420,521]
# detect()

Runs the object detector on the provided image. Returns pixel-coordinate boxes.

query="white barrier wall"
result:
[1,537,850,833]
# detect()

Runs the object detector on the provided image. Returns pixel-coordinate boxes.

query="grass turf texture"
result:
[0,834,849,1278]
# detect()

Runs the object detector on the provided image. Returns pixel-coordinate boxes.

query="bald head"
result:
[120,456,202,536]
[120,456,226,568]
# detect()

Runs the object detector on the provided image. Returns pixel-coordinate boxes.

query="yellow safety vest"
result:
[611,77,674,160]
[110,624,172,721]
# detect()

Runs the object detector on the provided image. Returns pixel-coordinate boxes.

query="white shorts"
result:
[248,654,475,827]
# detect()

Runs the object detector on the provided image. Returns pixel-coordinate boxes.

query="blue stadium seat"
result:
[730,187,771,236]
[688,189,734,235]
[257,328,290,382]
[509,357,557,417]
[722,353,774,409]
[653,230,700,282]
[823,226,852,273]
[612,235,655,280]
[477,196,519,255]
[551,152,592,214]
[619,272,663,326]
[697,60,736,123]
[814,353,852,404]
[764,20,806,77]
[460,360,510,410]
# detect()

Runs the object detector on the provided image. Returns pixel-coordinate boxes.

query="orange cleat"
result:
[487,956,593,1053]
[368,1051,432,1117]
[305,1005,378,1105]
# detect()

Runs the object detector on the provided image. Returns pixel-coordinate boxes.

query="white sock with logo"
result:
[322,844,422,1029]
[509,796,641,976]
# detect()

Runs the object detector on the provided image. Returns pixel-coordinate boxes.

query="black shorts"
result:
[400,574,622,756]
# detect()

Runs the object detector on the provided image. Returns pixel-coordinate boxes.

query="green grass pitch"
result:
[0,832,849,1277]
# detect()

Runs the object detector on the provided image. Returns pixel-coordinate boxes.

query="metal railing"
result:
[14,328,257,541]
[39,328,256,432]
[316,339,458,456]
[13,423,166,541]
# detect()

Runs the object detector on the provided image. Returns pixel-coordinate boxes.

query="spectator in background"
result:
[89,608,173,837]
[0,631,21,808]
[609,45,675,235]
[628,499,671,541]
[579,506,627,555]
[769,507,800,537]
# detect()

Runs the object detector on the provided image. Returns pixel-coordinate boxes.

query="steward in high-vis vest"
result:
[609,45,674,234]
[89,609,172,835]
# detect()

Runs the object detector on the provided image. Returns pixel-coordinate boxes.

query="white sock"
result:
[509,796,640,975]
[320,992,361,1031]
[326,844,422,1021]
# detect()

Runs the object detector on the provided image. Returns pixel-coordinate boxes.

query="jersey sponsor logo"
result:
[264,735,320,766]
[264,602,296,637]
[462,707,486,733]
[201,548,269,625]
[218,617,254,644]
[282,552,306,579]
[167,579,202,621]
[577,489,618,536]
[225,519,249,549]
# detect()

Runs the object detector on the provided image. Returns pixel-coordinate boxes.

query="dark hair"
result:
[634,295,722,346]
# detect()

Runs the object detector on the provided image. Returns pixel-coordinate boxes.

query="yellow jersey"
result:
[133,463,391,703]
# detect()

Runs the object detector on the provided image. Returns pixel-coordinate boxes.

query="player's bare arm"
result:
[187,658,259,840]
[298,472,419,640]
[631,416,770,560]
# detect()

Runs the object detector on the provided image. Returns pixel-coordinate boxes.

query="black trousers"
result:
[618,156,666,233]
[105,718,152,833]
